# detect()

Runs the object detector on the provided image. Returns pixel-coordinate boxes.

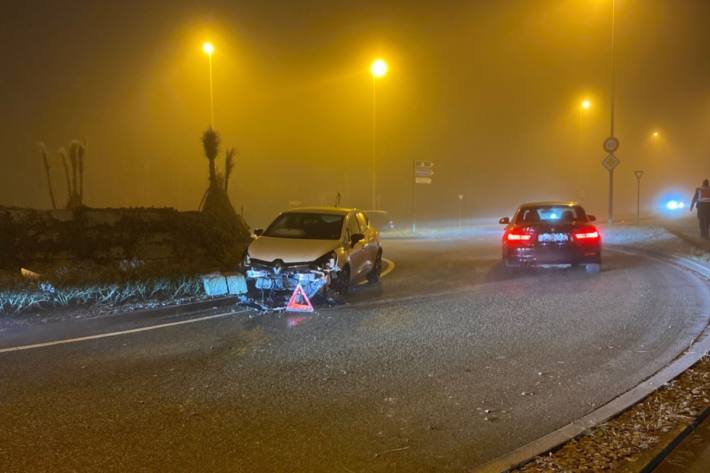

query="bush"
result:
[0,206,250,272]
[0,206,250,314]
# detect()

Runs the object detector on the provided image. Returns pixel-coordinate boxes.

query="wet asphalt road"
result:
[0,228,709,472]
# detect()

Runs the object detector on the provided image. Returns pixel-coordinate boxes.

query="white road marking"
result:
[0,309,248,355]
[3,258,398,354]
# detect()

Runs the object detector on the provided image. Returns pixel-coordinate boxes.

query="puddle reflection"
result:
[286,315,312,328]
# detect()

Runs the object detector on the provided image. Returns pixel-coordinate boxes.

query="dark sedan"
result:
[499,201,602,272]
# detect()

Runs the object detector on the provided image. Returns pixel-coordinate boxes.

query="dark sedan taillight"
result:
[572,226,601,243]
[504,228,534,246]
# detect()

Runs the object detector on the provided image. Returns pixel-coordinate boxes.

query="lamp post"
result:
[575,99,591,199]
[634,170,644,225]
[370,58,387,211]
[202,42,215,128]
[607,0,617,224]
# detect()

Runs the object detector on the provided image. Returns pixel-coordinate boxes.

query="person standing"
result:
[690,179,710,239]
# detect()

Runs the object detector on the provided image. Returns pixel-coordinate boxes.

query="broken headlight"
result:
[242,251,251,267]
[312,251,338,271]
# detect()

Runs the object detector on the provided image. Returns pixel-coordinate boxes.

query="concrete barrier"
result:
[201,273,247,296]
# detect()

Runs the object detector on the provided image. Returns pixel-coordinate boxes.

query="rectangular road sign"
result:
[414,160,434,178]
[414,160,434,168]
[415,177,432,185]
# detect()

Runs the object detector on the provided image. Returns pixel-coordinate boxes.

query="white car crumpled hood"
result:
[248,236,339,264]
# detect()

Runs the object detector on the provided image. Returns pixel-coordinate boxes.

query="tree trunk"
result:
[60,150,73,205]
[79,153,84,204]
[42,157,57,210]
[208,158,216,187]
[71,151,78,203]
[224,148,234,193]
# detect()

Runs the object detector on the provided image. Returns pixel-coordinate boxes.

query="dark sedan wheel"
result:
[502,257,522,275]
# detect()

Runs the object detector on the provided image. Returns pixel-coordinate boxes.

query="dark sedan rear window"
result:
[514,206,587,224]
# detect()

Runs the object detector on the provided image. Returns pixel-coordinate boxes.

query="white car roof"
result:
[284,207,354,215]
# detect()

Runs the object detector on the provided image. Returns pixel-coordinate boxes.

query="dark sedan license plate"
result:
[538,233,569,243]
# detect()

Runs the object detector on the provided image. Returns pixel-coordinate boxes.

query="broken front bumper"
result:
[245,261,335,300]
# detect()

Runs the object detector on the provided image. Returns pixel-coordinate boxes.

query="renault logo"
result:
[272,259,284,275]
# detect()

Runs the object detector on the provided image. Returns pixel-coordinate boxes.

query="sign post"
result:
[458,194,464,229]
[602,137,621,224]
[412,160,434,232]
[634,170,644,225]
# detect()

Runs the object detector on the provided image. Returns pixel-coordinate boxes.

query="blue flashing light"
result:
[665,200,685,211]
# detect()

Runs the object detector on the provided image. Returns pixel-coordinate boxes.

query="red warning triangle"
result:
[286,283,314,313]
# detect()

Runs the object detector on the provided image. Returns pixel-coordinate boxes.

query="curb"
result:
[637,405,710,473]
[664,226,710,252]
[473,245,710,473]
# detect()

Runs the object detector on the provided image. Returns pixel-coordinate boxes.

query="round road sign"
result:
[603,136,620,153]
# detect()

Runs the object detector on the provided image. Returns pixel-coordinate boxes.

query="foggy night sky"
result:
[1,0,709,226]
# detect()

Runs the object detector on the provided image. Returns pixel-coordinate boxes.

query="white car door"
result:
[356,211,377,274]
[345,213,367,276]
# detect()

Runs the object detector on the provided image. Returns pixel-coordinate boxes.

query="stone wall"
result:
[0,206,249,273]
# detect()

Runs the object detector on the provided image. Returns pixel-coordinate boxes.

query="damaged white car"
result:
[242,207,383,307]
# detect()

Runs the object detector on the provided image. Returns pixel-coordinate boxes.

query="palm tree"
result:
[60,141,87,209]
[37,142,57,209]
[202,128,220,187]
[198,128,251,242]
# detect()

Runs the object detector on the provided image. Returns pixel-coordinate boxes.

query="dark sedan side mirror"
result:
[499,217,510,224]
[254,228,264,236]
[350,233,364,247]
[588,215,596,222]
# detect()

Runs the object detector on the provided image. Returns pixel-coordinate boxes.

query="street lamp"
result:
[370,59,387,78]
[202,42,215,128]
[579,99,591,140]
[370,58,387,210]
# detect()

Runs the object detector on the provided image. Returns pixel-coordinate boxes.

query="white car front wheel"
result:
[331,265,351,295]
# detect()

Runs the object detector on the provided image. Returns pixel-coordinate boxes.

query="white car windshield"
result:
[263,213,345,240]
